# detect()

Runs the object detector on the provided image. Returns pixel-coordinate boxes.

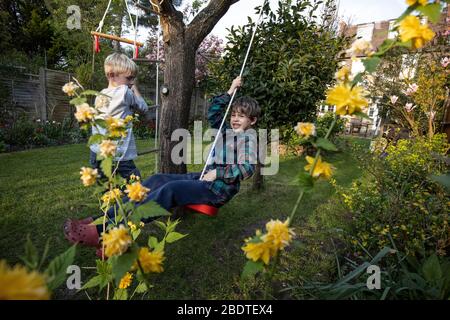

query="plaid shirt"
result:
[206,93,257,200]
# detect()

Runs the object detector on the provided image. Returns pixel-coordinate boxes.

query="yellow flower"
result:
[62,81,79,96]
[325,83,369,115]
[127,221,137,231]
[101,188,122,206]
[294,122,316,138]
[106,116,127,138]
[335,65,351,81]
[129,174,140,181]
[74,103,96,123]
[124,115,134,123]
[406,0,428,6]
[399,15,435,49]
[304,156,334,179]
[242,239,274,265]
[347,39,373,56]
[139,222,145,227]
[99,139,117,158]
[0,260,50,300]
[80,167,98,187]
[101,225,132,257]
[118,272,133,289]
[134,247,165,273]
[95,95,111,109]
[263,219,295,251]
[125,182,150,202]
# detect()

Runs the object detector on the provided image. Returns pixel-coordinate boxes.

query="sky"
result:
[210,0,409,41]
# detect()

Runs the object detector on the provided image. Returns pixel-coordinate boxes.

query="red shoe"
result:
[64,219,100,247]
[79,217,94,224]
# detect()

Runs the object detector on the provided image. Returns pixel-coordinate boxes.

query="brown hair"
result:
[231,96,260,120]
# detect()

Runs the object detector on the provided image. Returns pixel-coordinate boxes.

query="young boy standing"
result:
[90,53,149,180]
[64,76,260,247]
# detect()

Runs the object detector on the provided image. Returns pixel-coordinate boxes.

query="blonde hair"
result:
[104,53,137,78]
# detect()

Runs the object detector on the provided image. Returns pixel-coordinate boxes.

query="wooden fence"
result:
[0,66,208,123]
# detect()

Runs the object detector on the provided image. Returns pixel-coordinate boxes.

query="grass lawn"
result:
[0,137,370,299]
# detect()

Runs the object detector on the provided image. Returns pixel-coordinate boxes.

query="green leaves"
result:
[69,97,87,106]
[88,134,104,146]
[166,232,188,243]
[298,172,314,191]
[416,3,443,23]
[44,245,77,291]
[315,137,338,152]
[362,57,381,74]
[241,260,264,280]
[100,157,112,179]
[429,173,450,192]
[129,201,171,225]
[109,245,139,286]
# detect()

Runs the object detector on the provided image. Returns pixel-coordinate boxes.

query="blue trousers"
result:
[90,151,141,181]
[95,172,227,230]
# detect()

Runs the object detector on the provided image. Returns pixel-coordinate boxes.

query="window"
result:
[369,107,375,117]
[328,106,335,112]
[356,23,374,42]
[388,20,397,39]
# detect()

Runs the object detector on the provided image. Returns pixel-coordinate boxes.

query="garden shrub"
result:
[338,134,449,257]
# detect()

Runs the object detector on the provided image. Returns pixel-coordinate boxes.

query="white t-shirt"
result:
[90,85,148,161]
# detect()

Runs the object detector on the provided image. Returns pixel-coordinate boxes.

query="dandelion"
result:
[294,122,316,138]
[118,272,133,289]
[80,167,98,187]
[390,95,399,105]
[101,225,132,257]
[263,219,295,252]
[0,260,50,300]
[125,182,150,202]
[304,156,334,179]
[101,188,122,206]
[134,247,165,273]
[99,139,117,158]
[325,83,369,115]
[74,103,96,123]
[62,82,79,96]
[399,15,435,49]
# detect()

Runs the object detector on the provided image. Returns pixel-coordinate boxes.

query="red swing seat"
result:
[184,204,219,217]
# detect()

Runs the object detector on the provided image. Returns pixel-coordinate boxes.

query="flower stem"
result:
[288,116,338,224]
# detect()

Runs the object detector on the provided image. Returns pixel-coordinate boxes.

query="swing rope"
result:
[199,0,267,180]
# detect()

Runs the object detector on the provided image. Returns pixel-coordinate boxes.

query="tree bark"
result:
[152,0,240,174]
[252,162,264,191]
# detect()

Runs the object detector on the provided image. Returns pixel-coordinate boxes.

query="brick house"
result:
[319,5,449,137]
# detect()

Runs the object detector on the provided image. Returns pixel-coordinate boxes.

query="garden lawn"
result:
[0,137,369,299]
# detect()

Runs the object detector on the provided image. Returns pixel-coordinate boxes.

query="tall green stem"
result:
[288,116,337,225]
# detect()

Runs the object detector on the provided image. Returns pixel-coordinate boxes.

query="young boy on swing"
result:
[90,52,149,180]
[64,76,260,247]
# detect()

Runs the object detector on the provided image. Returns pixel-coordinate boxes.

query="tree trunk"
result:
[252,162,264,191]
[152,0,240,174]
[159,33,196,173]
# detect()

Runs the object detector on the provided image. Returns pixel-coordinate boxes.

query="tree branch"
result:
[187,0,240,48]
[136,3,161,16]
